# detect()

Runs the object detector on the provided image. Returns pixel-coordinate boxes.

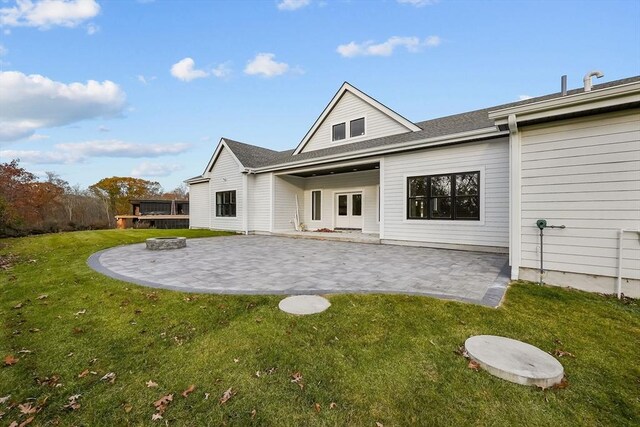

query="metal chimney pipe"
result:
[583,70,604,92]
[561,75,567,96]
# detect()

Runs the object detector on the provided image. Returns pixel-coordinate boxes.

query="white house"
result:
[186,75,640,298]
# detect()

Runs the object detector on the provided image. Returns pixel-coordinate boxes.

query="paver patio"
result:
[88,235,510,307]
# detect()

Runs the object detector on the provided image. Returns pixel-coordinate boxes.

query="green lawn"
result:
[0,230,638,426]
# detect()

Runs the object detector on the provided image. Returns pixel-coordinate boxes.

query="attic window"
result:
[350,117,365,137]
[332,123,346,141]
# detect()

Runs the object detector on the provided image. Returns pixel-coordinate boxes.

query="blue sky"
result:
[1,0,639,190]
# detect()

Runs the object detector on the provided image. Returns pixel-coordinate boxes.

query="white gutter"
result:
[255,127,505,174]
[617,229,640,299]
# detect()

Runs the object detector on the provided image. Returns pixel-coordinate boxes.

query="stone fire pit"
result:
[146,237,187,250]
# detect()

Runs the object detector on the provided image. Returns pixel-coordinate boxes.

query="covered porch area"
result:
[271,159,381,234]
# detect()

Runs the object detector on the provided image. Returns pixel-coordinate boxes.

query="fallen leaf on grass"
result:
[146,380,158,388]
[72,327,83,334]
[63,394,81,411]
[36,295,48,300]
[0,395,10,404]
[100,372,116,383]
[124,403,133,413]
[454,345,469,358]
[468,360,481,371]
[78,369,89,378]
[219,388,235,405]
[313,403,321,413]
[74,309,86,316]
[10,416,34,427]
[151,413,163,421]
[13,303,23,309]
[17,350,32,354]
[552,377,569,390]
[291,371,304,389]
[553,349,575,358]
[153,394,173,414]
[376,422,384,427]
[329,402,337,409]
[18,403,37,415]
[181,384,195,398]
[28,329,40,333]
[3,355,18,366]
[251,409,256,419]
[233,358,239,363]
[204,393,210,400]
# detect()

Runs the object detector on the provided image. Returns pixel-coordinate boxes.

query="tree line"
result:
[0,160,188,237]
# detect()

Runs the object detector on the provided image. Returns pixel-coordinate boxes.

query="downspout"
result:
[508,114,521,280]
[242,172,249,235]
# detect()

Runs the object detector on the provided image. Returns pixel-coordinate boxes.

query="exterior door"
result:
[335,192,363,229]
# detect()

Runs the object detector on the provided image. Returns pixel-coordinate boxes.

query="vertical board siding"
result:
[188,182,210,228]
[301,92,410,153]
[273,175,305,231]
[303,170,379,233]
[383,138,510,248]
[248,173,271,232]
[209,147,243,231]
[520,110,640,279]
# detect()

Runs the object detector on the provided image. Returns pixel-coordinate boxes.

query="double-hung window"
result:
[407,171,480,220]
[216,190,236,217]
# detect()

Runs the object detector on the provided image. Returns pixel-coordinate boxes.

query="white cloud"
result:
[337,35,441,57]
[211,61,232,79]
[0,0,101,30]
[98,125,109,132]
[0,44,7,56]
[519,95,533,100]
[0,140,191,164]
[28,133,49,141]
[397,0,439,7]
[85,21,98,34]
[277,0,311,11]
[244,53,289,78]
[170,57,209,82]
[131,162,183,178]
[0,70,126,142]
[137,74,156,85]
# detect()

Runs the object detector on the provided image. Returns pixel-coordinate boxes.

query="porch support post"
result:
[508,114,521,280]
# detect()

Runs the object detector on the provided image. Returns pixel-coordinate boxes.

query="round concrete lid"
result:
[465,335,564,388]
[278,295,331,315]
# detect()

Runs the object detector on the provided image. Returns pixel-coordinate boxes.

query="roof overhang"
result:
[489,81,640,129]
[184,176,210,185]
[292,82,422,155]
[256,126,506,174]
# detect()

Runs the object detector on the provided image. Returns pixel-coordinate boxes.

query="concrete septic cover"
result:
[465,335,564,388]
[278,295,331,315]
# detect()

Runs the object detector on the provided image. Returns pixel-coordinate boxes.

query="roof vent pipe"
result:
[583,70,604,92]
[561,75,567,96]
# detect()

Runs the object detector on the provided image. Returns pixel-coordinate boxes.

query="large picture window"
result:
[407,172,480,220]
[216,190,236,217]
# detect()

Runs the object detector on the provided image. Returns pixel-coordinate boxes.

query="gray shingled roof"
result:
[214,76,640,170]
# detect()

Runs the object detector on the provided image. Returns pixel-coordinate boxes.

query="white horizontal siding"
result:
[248,173,271,232]
[301,91,410,153]
[303,170,379,233]
[273,175,305,232]
[520,109,640,280]
[382,138,509,248]
[188,182,210,228]
[209,146,244,232]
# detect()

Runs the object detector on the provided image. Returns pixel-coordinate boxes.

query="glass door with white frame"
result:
[335,192,363,229]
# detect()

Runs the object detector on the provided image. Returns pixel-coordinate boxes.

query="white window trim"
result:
[330,114,368,145]
[402,166,486,226]
[214,188,239,219]
[310,189,322,222]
